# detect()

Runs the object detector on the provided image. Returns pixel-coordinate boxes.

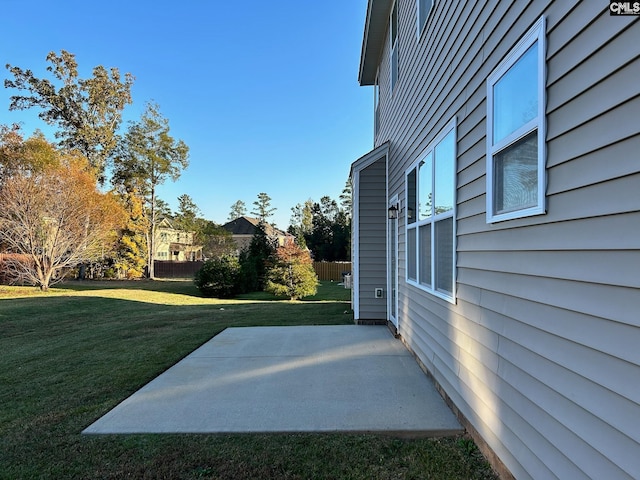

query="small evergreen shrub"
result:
[194,255,240,298]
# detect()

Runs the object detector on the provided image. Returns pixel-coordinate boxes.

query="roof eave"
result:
[358,0,393,86]
[350,141,390,180]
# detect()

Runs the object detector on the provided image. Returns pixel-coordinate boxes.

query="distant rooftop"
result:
[222,216,289,237]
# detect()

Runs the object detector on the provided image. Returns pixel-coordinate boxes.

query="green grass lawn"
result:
[0,280,497,479]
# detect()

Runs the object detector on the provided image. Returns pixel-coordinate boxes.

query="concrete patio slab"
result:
[83,325,462,436]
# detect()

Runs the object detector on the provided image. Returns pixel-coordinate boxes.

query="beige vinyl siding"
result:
[371,0,640,477]
[357,159,387,321]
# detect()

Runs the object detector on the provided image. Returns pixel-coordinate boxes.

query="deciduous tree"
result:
[0,125,59,184]
[0,154,125,290]
[265,240,319,300]
[112,191,148,279]
[173,194,235,259]
[5,50,134,179]
[112,102,189,278]
[196,219,236,259]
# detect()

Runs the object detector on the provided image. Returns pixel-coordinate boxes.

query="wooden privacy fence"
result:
[313,261,352,281]
[153,260,351,281]
[154,261,204,279]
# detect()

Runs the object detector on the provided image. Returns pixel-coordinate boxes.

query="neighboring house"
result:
[222,216,293,252]
[154,218,203,261]
[350,1,639,479]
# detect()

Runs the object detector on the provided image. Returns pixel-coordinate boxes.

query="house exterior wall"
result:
[155,228,195,261]
[363,0,640,478]
[230,234,254,253]
[155,224,202,261]
[355,158,388,322]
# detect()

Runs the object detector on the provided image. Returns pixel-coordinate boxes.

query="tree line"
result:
[0,50,192,287]
[0,50,352,291]
[288,185,352,262]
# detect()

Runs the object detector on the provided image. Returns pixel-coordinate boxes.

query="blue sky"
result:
[1,0,373,229]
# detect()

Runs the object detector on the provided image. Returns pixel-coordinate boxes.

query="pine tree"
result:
[251,192,276,222]
[228,200,247,220]
[237,222,275,292]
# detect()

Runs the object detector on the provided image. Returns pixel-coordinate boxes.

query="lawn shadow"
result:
[53,278,204,298]
[51,279,351,303]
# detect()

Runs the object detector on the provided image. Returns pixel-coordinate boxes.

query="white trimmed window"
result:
[406,119,456,301]
[417,0,433,36]
[390,1,399,93]
[487,16,546,223]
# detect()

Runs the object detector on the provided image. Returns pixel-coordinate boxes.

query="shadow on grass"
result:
[46,279,351,303]
[51,278,205,297]
[0,281,499,480]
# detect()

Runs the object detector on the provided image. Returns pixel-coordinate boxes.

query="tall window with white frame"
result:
[390,1,399,93]
[486,16,546,223]
[417,0,433,36]
[406,119,456,301]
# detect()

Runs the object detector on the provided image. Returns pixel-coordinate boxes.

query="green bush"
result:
[194,255,240,298]
[103,268,117,279]
[265,241,319,300]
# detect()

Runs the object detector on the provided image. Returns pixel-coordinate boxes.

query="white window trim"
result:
[405,117,457,303]
[416,0,434,39]
[486,15,546,223]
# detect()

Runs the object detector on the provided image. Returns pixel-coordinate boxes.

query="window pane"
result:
[390,2,399,91]
[493,43,538,144]
[407,227,417,281]
[434,130,455,214]
[407,168,417,224]
[435,217,454,294]
[418,0,432,33]
[494,130,538,214]
[419,153,432,219]
[419,224,431,287]
[391,2,398,42]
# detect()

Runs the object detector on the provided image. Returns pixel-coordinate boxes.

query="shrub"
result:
[265,240,319,300]
[103,268,117,279]
[237,222,276,293]
[194,255,240,298]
